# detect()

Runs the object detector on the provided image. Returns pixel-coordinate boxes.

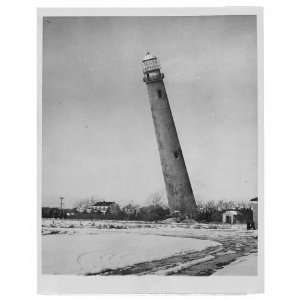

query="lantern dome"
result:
[143,51,156,62]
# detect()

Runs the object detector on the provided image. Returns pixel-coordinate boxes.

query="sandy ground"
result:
[41,219,257,276]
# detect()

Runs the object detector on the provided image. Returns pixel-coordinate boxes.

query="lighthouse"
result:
[142,52,197,218]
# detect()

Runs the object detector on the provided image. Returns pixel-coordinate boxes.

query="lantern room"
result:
[142,52,161,73]
[142,52,164,83]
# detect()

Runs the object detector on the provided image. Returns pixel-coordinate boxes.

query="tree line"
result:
[42,193,254,223]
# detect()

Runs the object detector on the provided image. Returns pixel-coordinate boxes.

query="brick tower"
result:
[142,52,197,217]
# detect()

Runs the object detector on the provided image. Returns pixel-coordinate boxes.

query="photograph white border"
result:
[37,6,264,294]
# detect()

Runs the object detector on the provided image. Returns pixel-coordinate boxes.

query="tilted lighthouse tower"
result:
[142,52,197,217]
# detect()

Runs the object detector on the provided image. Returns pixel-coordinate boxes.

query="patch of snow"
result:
[213,253,257,276]
[41,219,256,242]
[215,250,236,256]
[42,232,219,275]
[154,255,215,275]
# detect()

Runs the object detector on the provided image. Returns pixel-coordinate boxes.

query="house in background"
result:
[75,200,118,214]
[222,210,240,224]
[91,201,117,214]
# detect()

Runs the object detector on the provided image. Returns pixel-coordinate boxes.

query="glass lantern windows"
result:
[142,57,160,73]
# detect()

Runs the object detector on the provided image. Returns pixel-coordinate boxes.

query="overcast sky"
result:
[42,16,257,208]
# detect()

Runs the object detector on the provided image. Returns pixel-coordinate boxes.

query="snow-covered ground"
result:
[213,254,258,276]
[42,218,245,231]
[41,219,257,276]
[42,231,219,275]
[42,219,252,240]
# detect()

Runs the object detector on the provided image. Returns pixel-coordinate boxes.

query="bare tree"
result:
[146,191,167,207]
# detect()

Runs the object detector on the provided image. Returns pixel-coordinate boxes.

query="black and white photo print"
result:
[38,7,263,294]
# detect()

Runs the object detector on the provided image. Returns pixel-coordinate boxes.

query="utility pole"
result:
[59,196,64,219]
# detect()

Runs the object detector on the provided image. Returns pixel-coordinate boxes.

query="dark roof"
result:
[222,209,241,213]
[93,201,114,206]
[250,197,258,202]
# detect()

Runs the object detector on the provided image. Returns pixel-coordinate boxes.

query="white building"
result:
[222,210,239,224]
[91,201,115,214]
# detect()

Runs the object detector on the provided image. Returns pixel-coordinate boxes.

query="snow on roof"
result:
[222,209,241,214]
